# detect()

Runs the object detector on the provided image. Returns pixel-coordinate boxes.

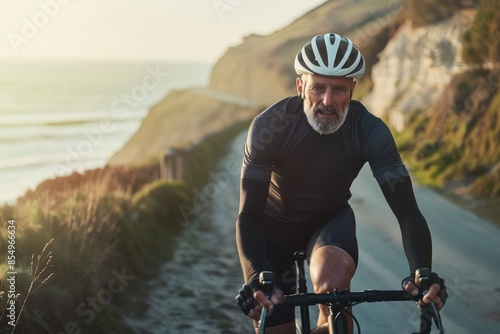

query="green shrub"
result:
[395,70,500,197]
[120,180,189,275]
[397,0,479,27]
[462,0,500,65]
[469,168,500,196]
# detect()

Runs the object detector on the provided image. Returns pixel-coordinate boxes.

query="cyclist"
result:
[235,33,447,334]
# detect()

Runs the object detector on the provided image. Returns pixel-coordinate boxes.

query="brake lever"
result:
[415,268,445,334]
[259,271,274,334]
[429,302,445,333]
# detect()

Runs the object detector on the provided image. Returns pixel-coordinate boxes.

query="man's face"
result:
[296,74,356,135]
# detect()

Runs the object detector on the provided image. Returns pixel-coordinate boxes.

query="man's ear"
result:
[350,79,357,99]
[296,77,303,97]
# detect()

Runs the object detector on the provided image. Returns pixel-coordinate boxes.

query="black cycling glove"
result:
[402,272,448,306]
[235,278,261,315]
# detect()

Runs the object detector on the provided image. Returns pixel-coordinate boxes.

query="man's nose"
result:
[322,91,335,107]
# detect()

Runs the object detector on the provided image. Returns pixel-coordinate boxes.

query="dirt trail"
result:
[124,131,253,333]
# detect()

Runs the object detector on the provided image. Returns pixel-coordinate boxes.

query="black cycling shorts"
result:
[255,204,358,328]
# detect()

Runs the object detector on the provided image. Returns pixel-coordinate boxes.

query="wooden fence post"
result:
[160,148,177,180]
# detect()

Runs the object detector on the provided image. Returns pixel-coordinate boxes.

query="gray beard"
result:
[304,103,349,135]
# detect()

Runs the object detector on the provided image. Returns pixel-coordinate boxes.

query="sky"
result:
[0,0,326,63]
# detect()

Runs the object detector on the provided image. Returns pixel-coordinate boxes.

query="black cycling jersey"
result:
[236,96,432,283]
[242,96,406,223]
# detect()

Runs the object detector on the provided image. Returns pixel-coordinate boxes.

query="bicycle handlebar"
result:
[280,289,415,306]
[258,269,445,334]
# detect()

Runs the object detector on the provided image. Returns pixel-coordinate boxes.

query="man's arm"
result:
[379,175,432,273]
[236,113,275,282]
[236,178,270,282]
[380,175,448,311]
[236,178,286,320]
[365,119,446,310]
[362,118,432,272]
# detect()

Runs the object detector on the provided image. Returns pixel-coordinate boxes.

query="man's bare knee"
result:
[309,245,355,293]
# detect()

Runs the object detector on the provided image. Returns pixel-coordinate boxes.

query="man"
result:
[235,33,447,334]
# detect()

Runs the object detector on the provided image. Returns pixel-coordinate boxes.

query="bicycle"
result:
[258,250,445,334]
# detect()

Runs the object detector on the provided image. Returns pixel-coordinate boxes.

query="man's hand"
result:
[247,289,284,320]
[236,279,284,320]
[404,281,445,310]
[402,272,448,311]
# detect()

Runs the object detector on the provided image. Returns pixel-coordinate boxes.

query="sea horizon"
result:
[0,58,214,204]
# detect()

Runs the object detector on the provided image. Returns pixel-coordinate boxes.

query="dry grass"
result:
[6,239,55,333]
[0,166,159,332]
[0,120,248,332]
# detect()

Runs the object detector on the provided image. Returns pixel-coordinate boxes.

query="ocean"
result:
[0,58,213,204]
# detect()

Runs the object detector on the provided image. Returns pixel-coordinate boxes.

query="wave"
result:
[0,118,141,128]
[0,156,66,172]
[0,112,146,128]
[0,149,110,172]
[0,120,141,165]
[0,119,142,143]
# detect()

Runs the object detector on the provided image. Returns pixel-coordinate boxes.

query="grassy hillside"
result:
[462,0,500,65]
[395,0,478,27]
[395,70,499,196]
[391,0,500,199]
[108,88,260,166]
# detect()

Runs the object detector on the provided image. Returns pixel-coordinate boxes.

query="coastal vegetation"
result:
[392,0,500,198]
[395,70,500,197]
[395,0,479,27]
[0,120,252,333]
[462,0,500,65]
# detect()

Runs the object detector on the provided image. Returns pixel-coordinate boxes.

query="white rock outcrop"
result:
[363,11,475,132]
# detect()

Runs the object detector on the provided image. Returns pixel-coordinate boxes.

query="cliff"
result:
[363,11,475,131]
[361,1,499,198]
[108,88,259,166]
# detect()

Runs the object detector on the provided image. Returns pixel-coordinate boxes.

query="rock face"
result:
[363,11,475,131]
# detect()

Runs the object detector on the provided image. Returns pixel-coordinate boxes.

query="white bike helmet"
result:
[294,33,365,79]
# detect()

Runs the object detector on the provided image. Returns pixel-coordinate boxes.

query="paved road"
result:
[126,130,500,333]
[347,165,500,333]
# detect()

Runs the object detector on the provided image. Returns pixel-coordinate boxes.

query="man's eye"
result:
[334,87,349,94]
